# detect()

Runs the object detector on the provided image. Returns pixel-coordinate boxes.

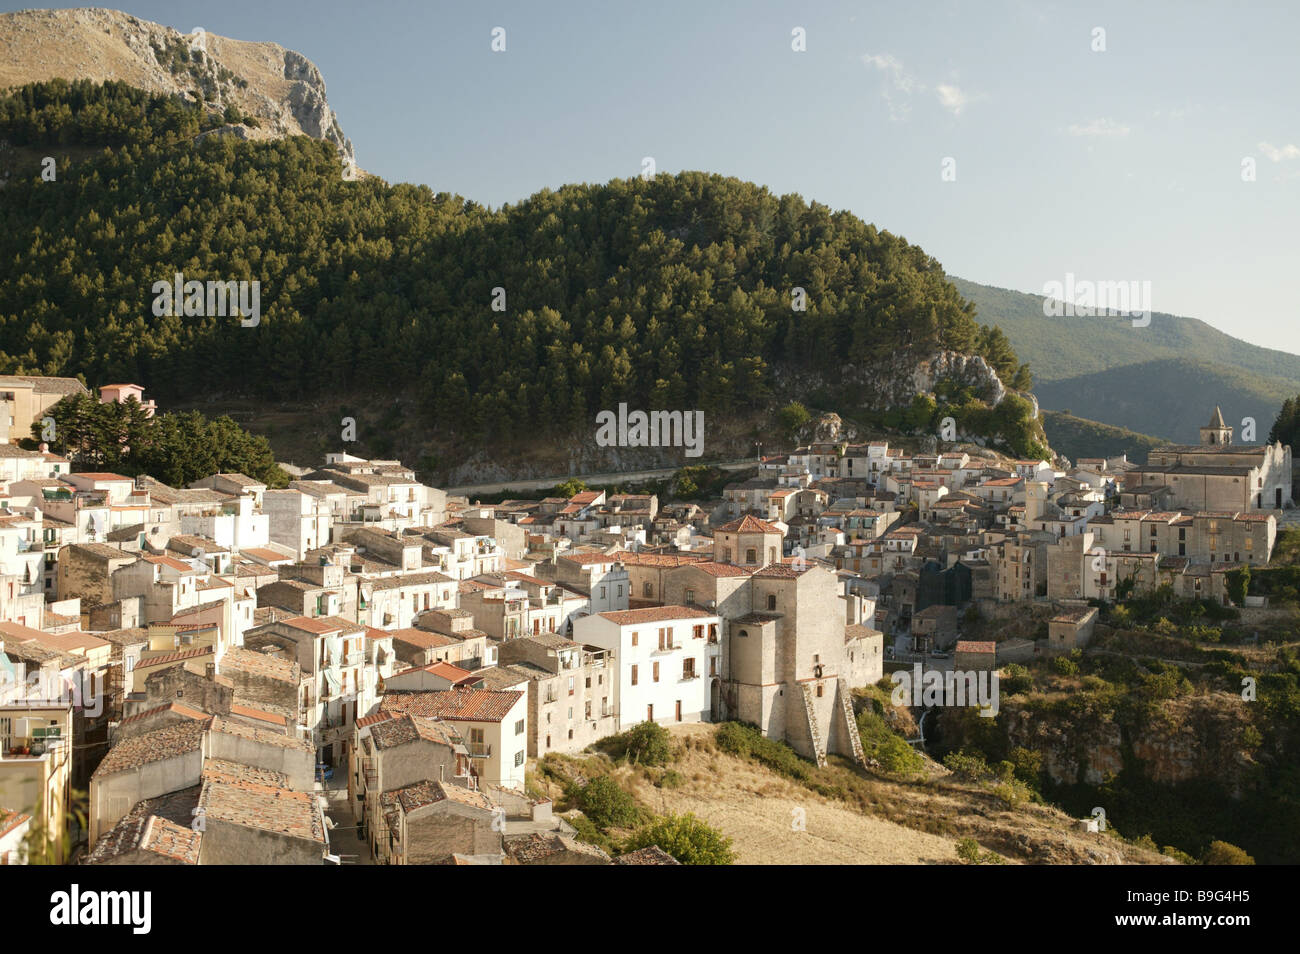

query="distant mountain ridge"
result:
[948,276,1300,442]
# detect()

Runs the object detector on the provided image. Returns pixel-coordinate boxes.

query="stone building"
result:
[1128,407,1292,511]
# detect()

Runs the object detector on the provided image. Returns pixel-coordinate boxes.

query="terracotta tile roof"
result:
[370,715,463,751]
[198,776,324,844]
[954,640,996,654]
[389,627,460,650]
[0,807,32,840]
[381,687,524,723]
[504,831,611,864]
[84,788,203,865]
[715,515,783,534]
[228,703,287,727]
[683,561,754,578]
[93,719,209,779]
[118,701,210,726]
[202,758,289,789]
[395,779,494,814]
[616,845,681,865]
[209,716,314,752]
[137,646,215,669]
[71,472,133,482]
[597,605,716,625]
[218,647,300,683]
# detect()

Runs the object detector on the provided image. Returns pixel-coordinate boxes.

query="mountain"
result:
[949,276,1300,442]
[0,7,355,171]
[0,76,1049,467]
[1039,410,1164,465]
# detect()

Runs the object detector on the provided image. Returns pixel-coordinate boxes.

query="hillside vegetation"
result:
[0,80,1036,451]
[1040,410,1165,464]
[950,277,1300,441]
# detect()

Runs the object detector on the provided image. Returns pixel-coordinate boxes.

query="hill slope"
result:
[0,79,1046,464]
[950,277,1300,440]
[1040,410,1165,464]
[0,7,355,168]
[1036,359,1295,444]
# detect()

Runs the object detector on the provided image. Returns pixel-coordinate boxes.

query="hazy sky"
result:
[12,1,1300,352]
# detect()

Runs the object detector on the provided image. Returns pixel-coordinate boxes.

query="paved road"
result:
[445,458,757,497]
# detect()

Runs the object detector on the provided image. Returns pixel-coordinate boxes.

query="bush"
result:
[623,812,735,865]
[622,721,675,766]
[956,837,1005,865]
[943,750,993,782]
[569,813,612,852]
[1053,656,1079,676]
[1202,840,1255,865]
[713,722,813,781]
[658,770,685,789]
[578,776,639,830]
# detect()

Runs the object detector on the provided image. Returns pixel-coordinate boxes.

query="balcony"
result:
[465,742,492,759]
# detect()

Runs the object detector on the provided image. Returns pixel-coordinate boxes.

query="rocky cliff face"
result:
[1001,693,1258,796]
[0,7,357,173]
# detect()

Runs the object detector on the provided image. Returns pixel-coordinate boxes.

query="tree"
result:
[554,478,587,499]
[622,720,674,766]
[622,812,734,865]
[1269,396,1299,447]
[776,401,811,436]
[577,776,639,831]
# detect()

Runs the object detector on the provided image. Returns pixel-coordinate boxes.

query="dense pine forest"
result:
[0,80,1033,444]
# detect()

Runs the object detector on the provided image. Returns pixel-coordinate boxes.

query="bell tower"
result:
[1199,406,1232,446]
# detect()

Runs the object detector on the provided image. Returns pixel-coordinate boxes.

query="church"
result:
[1126,407,1292,511]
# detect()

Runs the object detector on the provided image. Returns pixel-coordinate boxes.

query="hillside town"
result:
[0,376,1291,865]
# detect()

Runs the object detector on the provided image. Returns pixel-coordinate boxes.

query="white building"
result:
[573,605,720,728]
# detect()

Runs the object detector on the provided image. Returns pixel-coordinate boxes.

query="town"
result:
[0,374,1291,865]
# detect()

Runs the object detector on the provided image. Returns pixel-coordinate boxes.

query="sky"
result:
[10,0,1300,352]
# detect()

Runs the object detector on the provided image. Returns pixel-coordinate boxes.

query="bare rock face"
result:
[811,412,844,443]
[913,351,1008,409]
[0,7,358,172]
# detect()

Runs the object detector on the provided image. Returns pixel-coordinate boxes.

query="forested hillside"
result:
[0,80,1033,447]
[950,277,1300,441]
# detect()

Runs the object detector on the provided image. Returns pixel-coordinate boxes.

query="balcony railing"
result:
[465,742,492,758]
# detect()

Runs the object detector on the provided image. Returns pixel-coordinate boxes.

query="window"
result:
[515,719,525,736]
[617,584,623,597]
[685,588,696,605]
[653,661,660,682]
[693,625,704,639]
[600,585,607,599]
[568,676,575,696]
[631,631,638,646]
[585,701,592,719]
[643,582,653,597]
[683,658,696,679]
[816,684,824,698]
[631,664,638,686]
[514,750,525,767]
[746,549,757,563]
[767,594,777,611]
[658,627,671,650]
[585,676,591,688]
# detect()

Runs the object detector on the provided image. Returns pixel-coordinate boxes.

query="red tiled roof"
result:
[381,687,525,723]
[597,605,716,625]
[715,515,783,534]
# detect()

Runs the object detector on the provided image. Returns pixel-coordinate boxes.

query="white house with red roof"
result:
[573,605,720,729]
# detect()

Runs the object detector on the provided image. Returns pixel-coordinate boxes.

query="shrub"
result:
[1053,656,1079,676]
[943,750,993,782]
[623,721,675,766]
[569,813,612,852]
[623,812,735,865]
[578,776,639,830]
[1202,840,1255,865]
[658,770,685,789]
[956,837,1005,865]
